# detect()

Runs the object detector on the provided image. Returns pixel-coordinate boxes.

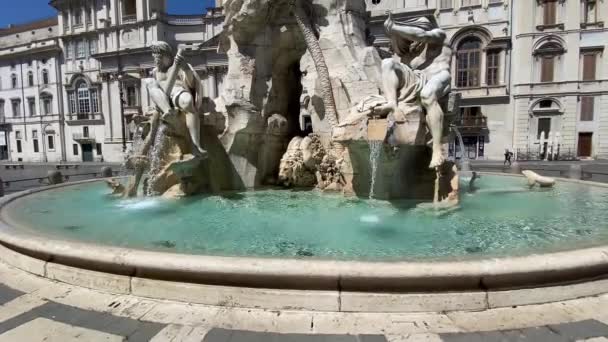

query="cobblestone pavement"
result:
[0,261,607,341]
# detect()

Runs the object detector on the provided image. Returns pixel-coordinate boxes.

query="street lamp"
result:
[117,74,127,152]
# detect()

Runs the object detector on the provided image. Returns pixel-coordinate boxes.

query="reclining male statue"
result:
[375,13,453,168]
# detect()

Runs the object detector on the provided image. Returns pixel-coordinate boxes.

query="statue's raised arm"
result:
[384,12,446,45]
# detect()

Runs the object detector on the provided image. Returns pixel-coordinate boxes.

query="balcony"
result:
[456,115,488,133]
[72,132,96,143]
[122,15,137,24]
[67,113,104,126]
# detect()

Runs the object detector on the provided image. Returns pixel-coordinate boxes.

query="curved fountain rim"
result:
[0,175,607,293]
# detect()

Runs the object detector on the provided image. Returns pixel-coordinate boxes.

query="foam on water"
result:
[360,214,381,224]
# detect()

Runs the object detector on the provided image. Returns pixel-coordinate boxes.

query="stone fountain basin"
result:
[0,177,607,313]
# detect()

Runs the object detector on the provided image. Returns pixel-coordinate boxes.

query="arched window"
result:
[456,38,482,88]
[11,74,18,89]
[69,80,100,118]
[42,69,49,85]
[27,71,34,87]
[77,81,91,114]
[533,41,565,83]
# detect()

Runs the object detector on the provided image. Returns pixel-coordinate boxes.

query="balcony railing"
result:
[457,116,487,128]
[72,132,96,142]
[122,15,137,24]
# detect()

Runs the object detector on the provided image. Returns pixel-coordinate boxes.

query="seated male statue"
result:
[376,13,453,168]
[146,41,207,158]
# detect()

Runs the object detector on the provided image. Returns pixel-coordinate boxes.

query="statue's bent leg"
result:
[374,59,406,121]
[175,91,207,158]
[146,79,172,114]
[421,71,450,169]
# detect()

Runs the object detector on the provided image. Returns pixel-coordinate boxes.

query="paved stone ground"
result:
[0,261,607,341]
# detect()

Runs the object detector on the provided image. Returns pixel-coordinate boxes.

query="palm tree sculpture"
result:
[290,0,339,129]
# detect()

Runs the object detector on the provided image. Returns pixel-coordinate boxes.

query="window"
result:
[124,0,137,16]
[11,74,17,89]
[48,135,55,150]
[461,0,480,7]
[16,140,22,153]
[27,71,34,87]
[74,9,82,26]
[42,95,52,115]
[77,82,91,114]
[539,100,553,108]
[543,0,557,25]
[0,100,4,119]
[42,69,49,85]
[66,41,74,59]
[96,143,102,155]
[440,0,452,9]
[83,126,89,138]
[11,99,21,117]
[73,144,79,155]
[537,118,551,139]
[85,6,92,24]
[486,50,500,86]
[126,85,138,106]
[15,131,22,140]
[582,0,597,24]
[456,38,481,88]
[540,56,555,82]
[90,89,99,112]
[77,41,86,59]
[582,53,597,81]
[33,130,39,153]
[89,38,97,55]
[68,91,77,114]
[580,96,594,121]
[27,97,36,116]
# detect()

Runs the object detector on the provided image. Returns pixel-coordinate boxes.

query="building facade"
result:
[366,0,513,160]
[1,0,606,162]
[0,0,226,163]
[512,0,608,160]
[0,19,65,162]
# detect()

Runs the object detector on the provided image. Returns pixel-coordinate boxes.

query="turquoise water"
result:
[4,175,608,261]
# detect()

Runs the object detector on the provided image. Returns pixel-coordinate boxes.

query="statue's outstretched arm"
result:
[384,13,445,44]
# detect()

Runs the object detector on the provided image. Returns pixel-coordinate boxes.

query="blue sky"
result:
[0,0,214,27]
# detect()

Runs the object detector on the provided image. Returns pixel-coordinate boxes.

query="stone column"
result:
[208,69,217,99]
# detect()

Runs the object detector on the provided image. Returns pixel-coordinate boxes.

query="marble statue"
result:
[377,13,453,168]
[146,41,207,158]
[522,170,556,188]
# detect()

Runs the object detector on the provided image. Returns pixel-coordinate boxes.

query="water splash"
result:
[368,140,382,199]
[146,124,168,196]
[451,125,470,172]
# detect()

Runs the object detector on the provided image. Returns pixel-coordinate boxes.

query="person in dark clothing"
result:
[504,149,513,166]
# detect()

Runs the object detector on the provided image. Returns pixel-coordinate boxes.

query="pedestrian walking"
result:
[504,149,513,166]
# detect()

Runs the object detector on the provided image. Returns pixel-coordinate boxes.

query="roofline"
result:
[0,17,58,37]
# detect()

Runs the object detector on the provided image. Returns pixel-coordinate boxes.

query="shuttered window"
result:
[540,57,555,82]
[543,0,557,25]
[580,97,594,121]
[582,54,597,81]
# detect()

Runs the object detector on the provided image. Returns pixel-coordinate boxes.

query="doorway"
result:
[82,143,94,162]
[577,132,593,157]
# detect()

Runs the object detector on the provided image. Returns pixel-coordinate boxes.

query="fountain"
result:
[1,0,608,313]
[368,140,382,199]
